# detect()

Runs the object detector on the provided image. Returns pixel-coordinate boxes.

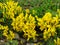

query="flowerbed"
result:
[0,0,60,45]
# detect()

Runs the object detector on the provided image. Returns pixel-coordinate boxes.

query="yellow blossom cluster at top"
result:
[0,1,22,19]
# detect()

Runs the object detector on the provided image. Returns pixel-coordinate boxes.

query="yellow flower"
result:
[25,9,30,13]
[5,30,15,40]
[34,43,37,45]
[25,13,28,20]
[51,26,56,36]
[11,12,25,32]
[16,6,22,13]
[23,29,38,41]
[54,37,60,45]
[42,12,52,22]
[0,24,15,40]
[3,30,8,37]
[2,1,22,19]
[43,25,56,40]
[0,3,3,9]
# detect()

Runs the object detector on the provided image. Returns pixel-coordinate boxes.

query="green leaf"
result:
[46,38,55,45]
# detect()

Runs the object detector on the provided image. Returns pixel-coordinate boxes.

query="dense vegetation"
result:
[0,0,60,45]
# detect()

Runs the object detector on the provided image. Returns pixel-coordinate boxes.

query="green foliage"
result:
[5,40,18,45]
[32,0,60,17]
[56,28,60,37]
[0,30,3,39]
[46,38,55,45]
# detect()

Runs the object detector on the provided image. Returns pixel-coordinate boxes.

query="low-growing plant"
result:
[0,0,60,45]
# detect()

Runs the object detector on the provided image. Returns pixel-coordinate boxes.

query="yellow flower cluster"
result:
[54,37,60,45]
[23,13,38,41]
[0,0,60,42]
[5,30,15,40]
[0,3,3,9]
[36,12,60,40]
[11,9,38,40]
[0,24,8,31]
[0,24,15,40]
[11,12,24,31]
[0,1,38,41]
[0,0,22,19]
